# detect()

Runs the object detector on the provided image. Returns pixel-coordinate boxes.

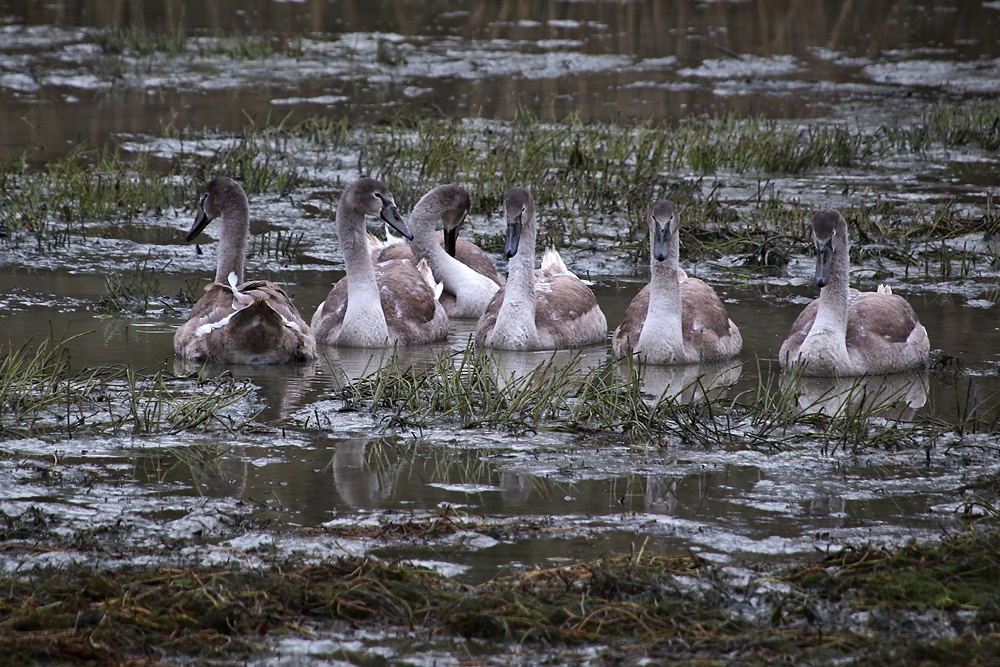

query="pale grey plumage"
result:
[475,188,607,350]
[612,200,742,365]
[312,177,449,347]
[779,209,929,376]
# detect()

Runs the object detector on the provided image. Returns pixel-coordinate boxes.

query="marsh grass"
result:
[185,132,301,196]
[94,25,188,57]
[248,228,308,264]
[353,111,894,221]
[0,145,179,238]
[3,524,999,665]
[341,343,584,432]
[97,256,174,315]
[334,346,950,454]
[8,106,996,263]
[886,100,1000,152]
[198,33,274,60]
[0,338,258,439]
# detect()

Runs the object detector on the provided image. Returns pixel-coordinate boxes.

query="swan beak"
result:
[186,207,212,243]
[814,240,833,288]
[652,219,671,262]
[504,212,522,258]
[443,225,459,257]
[380,201,412,241]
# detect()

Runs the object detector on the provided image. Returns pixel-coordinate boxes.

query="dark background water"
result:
[3,0,1000,159]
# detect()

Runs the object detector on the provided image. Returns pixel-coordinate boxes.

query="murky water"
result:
[2,0,1000,598]
[4,0,1000,160]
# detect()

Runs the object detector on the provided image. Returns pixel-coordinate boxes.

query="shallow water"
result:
[1,0,1000,623]
[3,262,999,582]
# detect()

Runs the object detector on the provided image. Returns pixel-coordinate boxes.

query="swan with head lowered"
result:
[475,188,607,350]
[369,184,504,318]
[174,177,316,364]
[612,200,742,364]
[312,177,449,347]
[779,209,929,376]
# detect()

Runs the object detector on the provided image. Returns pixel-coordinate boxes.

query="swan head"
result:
[502,187,534,259]
[648,199,678,262]
[348,177,411,241]
[435,184,472,257]
[812,209,847,288]
[186,176,247,242]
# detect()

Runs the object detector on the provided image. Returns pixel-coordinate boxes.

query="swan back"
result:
[475,188,607,350]
[779,209,929,376]
[311,177,449,347]
[612,199,741,364]
[174,177,315,364]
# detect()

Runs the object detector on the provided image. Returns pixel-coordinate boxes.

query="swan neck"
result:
[216,205,248,284]
[647,232,682,331]
[815,243,850,333]
[493,217,538,343]
[338,206,383,308]
[506,221,537,304]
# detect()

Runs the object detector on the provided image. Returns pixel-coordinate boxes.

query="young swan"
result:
[475,188,607,350]
[612,200,742,364]
[311,177,449,347]
[779,209,929,376]
[370,184,504,318]
[174,177,316,364]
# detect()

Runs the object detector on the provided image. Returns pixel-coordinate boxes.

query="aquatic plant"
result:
[0,337,258,440]
[93,25,188,57]
[2,521,998,665]
[183,132,301,196]
[97,256,176,315]
[0,145,180,239]
[198,33,275,60]
[247,228,309,264]
[327,344,952,455]
[885,100,1000,152]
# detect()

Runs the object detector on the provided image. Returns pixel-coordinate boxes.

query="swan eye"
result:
[199,193,209,210]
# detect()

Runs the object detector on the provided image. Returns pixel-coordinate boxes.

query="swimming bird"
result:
[779,209,929,376]
[475,188,607,350]
[612,200,742,364]
[311,177,449,347]
[370,184,503,318]
[174,177,316,364]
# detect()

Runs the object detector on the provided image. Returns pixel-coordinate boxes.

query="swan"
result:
[779,209,929,376]
[612,200,742,364]
[368,185,504,318]
[311,177,449,347]
[475,187,607,350]
[174,177,316,364]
